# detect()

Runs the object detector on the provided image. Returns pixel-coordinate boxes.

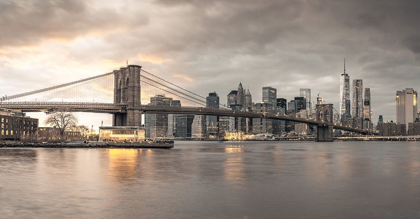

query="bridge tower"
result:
[315,104,334,142]
[113,65,142,126]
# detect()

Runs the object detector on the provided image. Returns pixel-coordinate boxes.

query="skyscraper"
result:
[262,87,277,106]
[145,95,172,138]
[227,90,237,107]
[276,98,287,110]
[237,82,244,108]
[244,89,252,110]
[206,92,219,139]
[167,100,181,137]
[294,97,306,112]
[363,88,372,130]
[299,88,311,114]
[396,88,418,129]
[340,59,351,121]
[352,79,363,118]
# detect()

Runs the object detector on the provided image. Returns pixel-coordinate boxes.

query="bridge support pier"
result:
[316,125,334,142]
[113,65,142,127]
[315,104,334,142]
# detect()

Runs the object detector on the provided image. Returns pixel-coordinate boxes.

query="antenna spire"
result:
[344,58,346,74]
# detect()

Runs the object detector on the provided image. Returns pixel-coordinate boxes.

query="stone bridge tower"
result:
[113,65,142,126]
[315,103,334,142]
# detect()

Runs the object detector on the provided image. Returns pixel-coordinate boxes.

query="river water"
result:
[1,141,420,219]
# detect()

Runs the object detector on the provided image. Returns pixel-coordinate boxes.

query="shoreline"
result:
[0,142,174,149]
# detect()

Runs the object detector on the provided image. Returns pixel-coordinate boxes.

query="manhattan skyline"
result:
[1,0,420,127]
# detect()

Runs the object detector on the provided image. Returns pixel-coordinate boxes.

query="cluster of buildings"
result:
[0,109,96,142]
[376,88,420,136]
[144,82,317,140]
[339,60,373,131]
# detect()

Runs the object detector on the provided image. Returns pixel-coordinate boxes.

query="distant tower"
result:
[352,79,363,118]
[396,88,418,130]
[237,82,244,108]
[244,89,252,110]
[262,87,277,106]
[299,88,311,114]
[340,59,351,121]
[363,88,372,130]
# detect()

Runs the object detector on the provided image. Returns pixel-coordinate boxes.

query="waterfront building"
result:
[0,109,38,141]
[408,120,420,135]
[396,88,418,130]
[218,116,231,138]
[262,87,277,106]
[379,121,406,136]
[175,115,195,139]
[145,95,172,139]
[167,100,181,137]
[252,103,273,134]
[377,115,384,130]
[275,98,287,134]
[206,92,220,139]
[299,88,311,115]
[363,88,372,130]
[352,79,364,119]
[340,60,351,121]
[192,115,206,139]
[99,126,145,142]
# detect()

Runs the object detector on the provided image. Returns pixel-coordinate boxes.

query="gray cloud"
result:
[0,0,148,47]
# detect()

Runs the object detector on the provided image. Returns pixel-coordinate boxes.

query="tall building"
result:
[168,100,181,137]
[262,87,277,106]
[175,115,195,139]
[192,115,206,139]
[237,83,245,107]
[227,90,238,107]
[299,88,311,114]
[145,95,172,138]
[276,98,287,110]
[363,88,372,130]
[340,59,351,121]
[352,79,363,118]
[396,88,418,129]
[244,89,253,110]
[206,92,219,139]
[294,97,306,112]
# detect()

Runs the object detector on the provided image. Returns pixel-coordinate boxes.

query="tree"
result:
[45,111,78,138]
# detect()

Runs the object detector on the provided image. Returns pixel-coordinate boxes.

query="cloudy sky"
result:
[1,0,420,128]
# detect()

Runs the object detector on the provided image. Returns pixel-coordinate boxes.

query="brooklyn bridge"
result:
[0,65,372,142]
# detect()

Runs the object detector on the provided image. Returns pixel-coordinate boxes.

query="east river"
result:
[1,141,420,219]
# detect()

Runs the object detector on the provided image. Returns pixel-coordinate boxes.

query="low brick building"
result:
[0,109,38,140]
[38,127,84,142]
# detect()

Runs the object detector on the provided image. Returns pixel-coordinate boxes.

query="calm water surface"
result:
[1,141,420,219]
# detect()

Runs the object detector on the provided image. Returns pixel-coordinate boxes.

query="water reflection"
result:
[224,146,245,187]
[108,149,139,182]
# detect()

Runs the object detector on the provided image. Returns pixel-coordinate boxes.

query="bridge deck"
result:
[0,102,370,134]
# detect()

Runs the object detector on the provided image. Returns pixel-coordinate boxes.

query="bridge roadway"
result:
[0,102,370,134]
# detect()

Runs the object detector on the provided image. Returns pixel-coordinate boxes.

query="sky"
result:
[1,0,420,128]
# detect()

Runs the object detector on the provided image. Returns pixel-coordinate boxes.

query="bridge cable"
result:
[140,80,206,107]
[141,69,206,100]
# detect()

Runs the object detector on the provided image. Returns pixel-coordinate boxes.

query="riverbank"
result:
[0,141,174,149]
